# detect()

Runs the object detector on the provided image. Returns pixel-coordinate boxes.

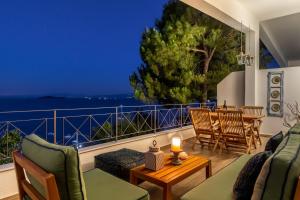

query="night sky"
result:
[0,0,167,96]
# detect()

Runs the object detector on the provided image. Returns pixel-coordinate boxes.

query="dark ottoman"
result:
[95,148,145,181]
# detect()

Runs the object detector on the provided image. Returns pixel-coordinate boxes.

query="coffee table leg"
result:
[130,172,138,185]
[163,184,172,200]
[206,160,212,178]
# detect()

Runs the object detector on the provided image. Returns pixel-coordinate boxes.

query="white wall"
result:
[217,66,300,135]
[217,71,245,107]
[0,127,195,199]
[257,66,300,134]
[0,166,19,199]
[288,60,300,67]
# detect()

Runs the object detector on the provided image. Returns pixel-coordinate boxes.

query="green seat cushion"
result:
[84,168,149,200]
[21,134,87,200]
[258,133,300,200]
[289,123,300,135]
[181,155,252,200]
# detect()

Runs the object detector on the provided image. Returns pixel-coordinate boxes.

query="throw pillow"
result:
[264,131,283,152]
[233,151,272,200]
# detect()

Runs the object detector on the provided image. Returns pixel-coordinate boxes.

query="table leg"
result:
[163,184,172,200]
[130,172,138,185]
[206,160,212,178]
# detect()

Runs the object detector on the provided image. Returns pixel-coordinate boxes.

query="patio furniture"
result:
[94,148,145,181]
[217,105,237,110]
[215,110,255,153]
[13,134,149,200]
[241,106,264,145]
[189,108,219,150]
[130,155,211,200]
[210,112,265,124]
[181,126,300,200]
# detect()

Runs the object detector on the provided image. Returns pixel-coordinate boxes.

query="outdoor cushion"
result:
[233,151,272,200]
[181,154,252,200]
[84,168,149,200]
[252,133,300,200]
[21,134,87,200]
[264,131,283,153]
[95,148,145,181]
[288,123,300,135]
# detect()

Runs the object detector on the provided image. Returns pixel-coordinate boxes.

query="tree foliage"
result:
[0,130,21,165]
[259,40,276,69]
[92,113,153,141]
[130,0,243,104]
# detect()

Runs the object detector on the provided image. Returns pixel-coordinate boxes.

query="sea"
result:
[0,94,143,112]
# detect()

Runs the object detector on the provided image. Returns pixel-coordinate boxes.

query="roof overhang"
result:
[237,0,300,21]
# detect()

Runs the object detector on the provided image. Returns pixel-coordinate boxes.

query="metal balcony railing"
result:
[0,102,216,165]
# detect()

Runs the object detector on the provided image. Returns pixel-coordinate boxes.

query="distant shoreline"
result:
[38,96,66,100]
[0,93,134,99]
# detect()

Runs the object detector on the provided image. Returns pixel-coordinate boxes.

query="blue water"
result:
[0,96,143,112]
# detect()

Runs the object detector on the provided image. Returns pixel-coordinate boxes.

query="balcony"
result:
[2,0,300,199]
[0,103,214,199]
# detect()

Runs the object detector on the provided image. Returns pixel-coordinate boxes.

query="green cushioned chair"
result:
[13,134,149,200]
[289,123,300,135]
[84,169,148,200]
[181,124,300,200]
[253,133,300,200]
[181,154,252,200]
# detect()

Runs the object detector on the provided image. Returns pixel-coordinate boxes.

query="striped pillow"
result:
[252,133,300,200]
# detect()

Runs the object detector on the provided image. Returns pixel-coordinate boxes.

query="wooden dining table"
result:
[209,112,265,123]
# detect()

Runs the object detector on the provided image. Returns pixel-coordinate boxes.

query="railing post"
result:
[62,117,65,145]
[45,118,48,141]
[53,110,57,144]
[154,105,157,133]
[115,107,118,141]
[6,121,9,158]
[89,115,92,141]
[180,104,183,128]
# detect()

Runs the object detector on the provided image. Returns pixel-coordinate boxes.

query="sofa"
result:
[14,134,149,200]
[181,124,300,200]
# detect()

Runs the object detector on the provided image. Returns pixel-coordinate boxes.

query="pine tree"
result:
[130,0,243,104]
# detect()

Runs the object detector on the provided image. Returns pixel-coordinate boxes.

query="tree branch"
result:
[207,47,217,63]
[187,48,208,57]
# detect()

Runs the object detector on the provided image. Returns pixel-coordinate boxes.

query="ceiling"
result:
[260,13,300,66]
[238,0,300,21]
[237,0,300,66]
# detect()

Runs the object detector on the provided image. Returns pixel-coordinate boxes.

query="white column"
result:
[244,27,259,105]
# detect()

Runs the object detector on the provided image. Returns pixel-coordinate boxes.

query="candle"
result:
[171,137,181,151]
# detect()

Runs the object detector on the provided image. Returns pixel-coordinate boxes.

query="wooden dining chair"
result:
[189,108,219,150]
[216,105,237,111]
[215,110,255,154]
[241,106,264,145]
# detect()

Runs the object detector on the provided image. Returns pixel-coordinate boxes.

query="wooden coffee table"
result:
[130,155,211,200]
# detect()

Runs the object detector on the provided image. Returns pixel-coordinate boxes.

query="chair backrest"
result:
[13,151,60,200]
[217,105,237,111]
[217,110,246,138]
[189,108,213,131]
[17,134,87,200]
[241,106,263,115]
